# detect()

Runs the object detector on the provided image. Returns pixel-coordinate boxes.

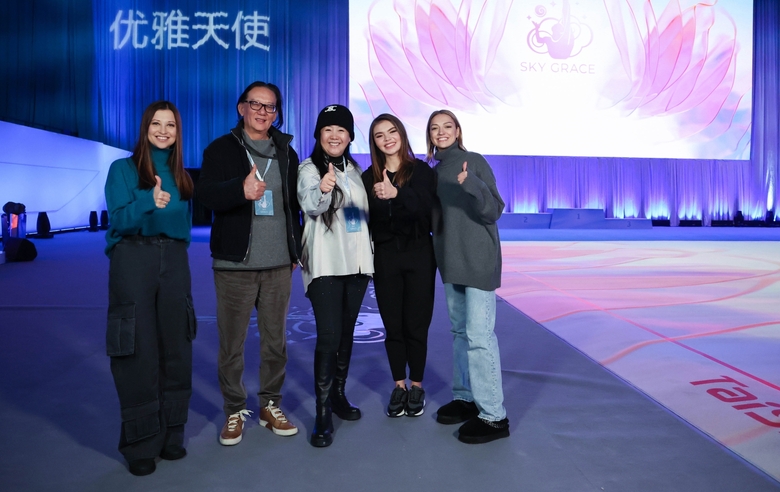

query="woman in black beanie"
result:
[297,104,374,447]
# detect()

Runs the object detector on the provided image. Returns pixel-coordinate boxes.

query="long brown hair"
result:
[368,114,416,189]
[131,101,193,200]
[425,109,466,162]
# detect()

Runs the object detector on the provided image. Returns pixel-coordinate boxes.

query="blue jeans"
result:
[444,283,506,421]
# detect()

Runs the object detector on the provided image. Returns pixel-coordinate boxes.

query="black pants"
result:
[107,236,195,461]
[373,240,436,382]
[308,273,370,360]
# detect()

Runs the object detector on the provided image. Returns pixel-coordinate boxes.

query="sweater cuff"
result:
[141,188,158,214]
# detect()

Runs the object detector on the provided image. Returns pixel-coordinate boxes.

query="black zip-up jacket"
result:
[196,122,302,263]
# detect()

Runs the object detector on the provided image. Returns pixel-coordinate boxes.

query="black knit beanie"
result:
[314,104,355,141]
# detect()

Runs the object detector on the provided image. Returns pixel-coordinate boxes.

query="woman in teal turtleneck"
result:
[104,101,195,477]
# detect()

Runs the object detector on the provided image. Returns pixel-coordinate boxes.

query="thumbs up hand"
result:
[153,176,171,208]
[244,164,267,200]
[319,163,337,193]
[373,168,398,200]
[457,161,468,185]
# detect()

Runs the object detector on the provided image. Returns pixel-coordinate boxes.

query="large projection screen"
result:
[349,0,753,160]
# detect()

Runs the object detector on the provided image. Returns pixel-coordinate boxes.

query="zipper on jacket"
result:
[280,138,301,266]
[231,131,254,262]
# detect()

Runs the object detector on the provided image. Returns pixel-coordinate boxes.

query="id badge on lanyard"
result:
[338,161,361,233]
[248,152,274,216]
[344,207,361,232]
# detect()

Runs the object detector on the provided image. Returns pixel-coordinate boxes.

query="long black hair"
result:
[309,139,356,230]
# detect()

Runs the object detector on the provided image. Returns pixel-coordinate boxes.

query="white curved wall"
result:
[0,121,131,233]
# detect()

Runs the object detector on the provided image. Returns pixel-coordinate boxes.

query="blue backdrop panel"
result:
[91,0,347,168]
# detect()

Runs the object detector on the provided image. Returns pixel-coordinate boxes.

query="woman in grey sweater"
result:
[425,109,509,444]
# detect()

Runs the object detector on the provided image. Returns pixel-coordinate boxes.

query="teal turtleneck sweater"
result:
[104,147,191,256]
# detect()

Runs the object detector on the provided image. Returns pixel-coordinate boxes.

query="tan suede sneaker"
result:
[219,409,252,445]
[259,400,298,436]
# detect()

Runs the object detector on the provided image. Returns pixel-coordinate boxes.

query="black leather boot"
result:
[330,339,361,421]
[331,377,361,421]
[311,352,335,447]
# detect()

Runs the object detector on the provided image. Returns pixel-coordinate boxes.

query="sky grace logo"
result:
[527,0,593,60]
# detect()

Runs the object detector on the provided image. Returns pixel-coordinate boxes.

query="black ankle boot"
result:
[311,403,333,447]
[330,378,361,421]
[311,352,335,448]
[128,458,156,476]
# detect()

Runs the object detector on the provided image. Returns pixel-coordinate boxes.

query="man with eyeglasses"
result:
[197,81,303,446]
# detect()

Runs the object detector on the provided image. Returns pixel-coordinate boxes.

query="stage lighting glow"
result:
[0,121,130,233]
[349,0,753,160]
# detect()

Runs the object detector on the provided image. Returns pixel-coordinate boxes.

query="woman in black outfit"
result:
[361,114,437,417]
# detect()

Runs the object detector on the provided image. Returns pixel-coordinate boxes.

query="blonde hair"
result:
[425,109,466,161]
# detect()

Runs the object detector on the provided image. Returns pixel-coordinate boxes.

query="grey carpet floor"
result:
[0,230,777,491]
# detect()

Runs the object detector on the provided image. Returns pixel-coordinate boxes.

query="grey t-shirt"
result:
[212,135,290,270]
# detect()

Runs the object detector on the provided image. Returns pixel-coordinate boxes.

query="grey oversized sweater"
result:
[432,144,504,291]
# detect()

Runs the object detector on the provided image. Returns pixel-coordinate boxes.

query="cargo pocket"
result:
[121,400,160,443]
[185,295,197,341]
[106,302,136,357]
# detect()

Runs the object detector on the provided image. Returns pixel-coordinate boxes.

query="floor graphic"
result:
[497,240,780,480]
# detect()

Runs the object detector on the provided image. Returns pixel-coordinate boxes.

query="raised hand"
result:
[243,164,267,200]
[373,168,398,200]
[153,176,171,209]
[319,163,337,193]
[457,161,468,185]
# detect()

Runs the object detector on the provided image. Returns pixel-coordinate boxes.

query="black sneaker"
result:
[457,416,510,444]
[386,386,407,417]
[436,399,479,425]
[405,386,425,417]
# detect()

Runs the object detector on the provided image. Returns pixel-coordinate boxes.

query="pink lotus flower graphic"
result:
[603,0,752,158]
[354,0,518,141]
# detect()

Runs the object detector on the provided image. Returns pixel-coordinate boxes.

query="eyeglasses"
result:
[244,100,277,113]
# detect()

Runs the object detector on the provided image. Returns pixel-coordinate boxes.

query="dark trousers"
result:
[107,237,195,462]
[373,240,436,382]
[214,266,292,414]
[308,274,370,381]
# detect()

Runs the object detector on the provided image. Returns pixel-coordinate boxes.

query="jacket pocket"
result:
[186,295,197,341]
[106,302,136,357]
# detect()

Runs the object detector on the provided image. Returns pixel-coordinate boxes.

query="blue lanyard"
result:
[245,150,273,182]
[335,157,354,207]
